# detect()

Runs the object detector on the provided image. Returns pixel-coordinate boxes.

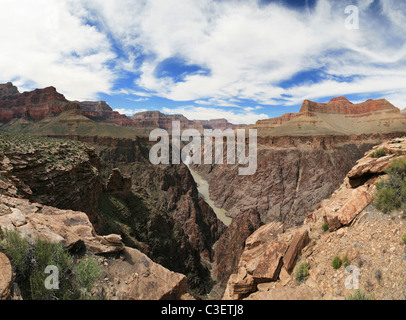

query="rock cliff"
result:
[0,133,103,227]
[0,86,80,122]
[0,194,188,300]
[223,137,406,300]
[253,97,406,135]
[0,83,19,99]
[78,101,135,127]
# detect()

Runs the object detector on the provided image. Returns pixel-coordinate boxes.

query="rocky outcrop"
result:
[78,101,135,127]
[0,194,188,300]
[0,134,104,228]
[0,83,19,99]
[102,247,188,300]
[212,209,262,288]
[105,168,132,198]
[0,86,80,122]
[223,137,406,300]
[223,224,309,300]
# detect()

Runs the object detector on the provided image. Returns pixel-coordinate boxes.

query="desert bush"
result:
[0,230,102,300]
[294,262,309,285]
[345,289,373,300]
[332,255,342,269]
[321,222,329,233]
[370,148,387,158]
[402,233,406,245]
[374,157,406,213]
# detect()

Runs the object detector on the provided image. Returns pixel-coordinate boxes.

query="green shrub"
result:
[294,262,310,285]
[370,148,387,158]
[402,233,406,245]
[332,255,342,269]
[374,157,406,214]
[76,257,103,293]
[0,229,30,274]
[345,289,373,300]
[0,230,102,300]
[343,254,350,268]
[322,222,329,233]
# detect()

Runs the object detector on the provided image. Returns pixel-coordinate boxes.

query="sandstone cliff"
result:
[0,86,80,122]
[253,97,406,135]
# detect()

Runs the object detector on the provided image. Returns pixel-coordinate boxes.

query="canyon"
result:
[0,83,406,300]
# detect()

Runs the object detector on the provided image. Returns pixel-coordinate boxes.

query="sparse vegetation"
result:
[345,289,374,300]
[0,230,102,300]
[294,262,310,285]
[374,157,406,213]
[332,255,342,269]
[370,148,387,158]
[402,233,406,245]
[322,221,329,233]
[0,132,87,170]
[343,254,350,268]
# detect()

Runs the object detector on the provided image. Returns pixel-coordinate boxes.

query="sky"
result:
[1,0,406,124]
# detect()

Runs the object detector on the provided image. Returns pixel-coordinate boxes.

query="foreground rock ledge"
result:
[0,195,188,300]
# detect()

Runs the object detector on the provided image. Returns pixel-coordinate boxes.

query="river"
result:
[185,158,232,226]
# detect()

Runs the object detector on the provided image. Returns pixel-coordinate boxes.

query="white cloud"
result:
[1,0,406,113]
[161,105,268,125]
[0,0,116,100]
[73,0,406,109]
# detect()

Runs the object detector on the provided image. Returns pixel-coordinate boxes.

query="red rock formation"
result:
[0,86,79,122]
[131,111,236,131]
[253,97,405,134]
[300,97,399,116]
[78,101,135,127]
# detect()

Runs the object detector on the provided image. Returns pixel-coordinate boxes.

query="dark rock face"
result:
[213,209,262,287]
[0,136,103,228]
[57,135,226,295]
[105,168,132,198]
[0,82,19,98]
[194,133,405,229]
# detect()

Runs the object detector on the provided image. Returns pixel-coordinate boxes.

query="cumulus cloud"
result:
[73,0,406,109]
[1,0,406,119]
[0,0,116,100]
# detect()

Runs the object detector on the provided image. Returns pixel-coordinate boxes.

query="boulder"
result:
[253,241,288,282]
[102,247,188,300]
[282,229,309,273]
[0,252,13,300]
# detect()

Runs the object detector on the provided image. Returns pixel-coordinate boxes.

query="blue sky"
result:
[1,0,406,124]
